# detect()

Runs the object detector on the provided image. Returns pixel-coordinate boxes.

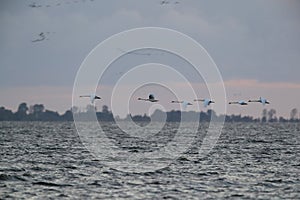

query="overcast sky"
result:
[0,0,300,118]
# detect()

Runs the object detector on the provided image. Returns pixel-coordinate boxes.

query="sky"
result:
[0,0,300,118]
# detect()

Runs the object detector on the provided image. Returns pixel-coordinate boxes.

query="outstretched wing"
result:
[203,99,209,107]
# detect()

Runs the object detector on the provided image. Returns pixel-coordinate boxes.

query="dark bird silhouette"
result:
[28,2,42,8]
[160,0,170,5]
[171,100,192,105]
[160,0,180,5]
[29,0,95,8]
[31,32,55,43]
[32,32,46,43]
[229,100,248,106]
[138,94,159,102]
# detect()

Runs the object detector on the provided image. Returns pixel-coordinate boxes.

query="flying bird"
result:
[171,100,192,105]
[171,100,192,110]
[138,94,159,102]
[228,100,248,105]
[194,99,215,107]
[160,0,170,5]
[248,97,270,105]
[32,32,46,42]
[160,0,180,5]
[80,94,101,104]
[28,2,42,8]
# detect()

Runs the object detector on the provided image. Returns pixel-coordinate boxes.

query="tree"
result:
[0,107,14,120]
[28,104,45,120]
[268,109,277,122]
[97,105,114,121]
[261,109,267,122]
[151,109,166,122]
[290,108,298,122]
[17,103,28,114]
[15,102,28,120]
[86,104,96,113]
[61,110,73,121]
[42,110,60,121]
[207,109,217,118]
[71,106,79,114]
[29,105,34,114]
[33,104,44,114]
[102,105,109,114]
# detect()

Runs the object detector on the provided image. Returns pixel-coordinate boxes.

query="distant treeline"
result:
[0,103,299,123]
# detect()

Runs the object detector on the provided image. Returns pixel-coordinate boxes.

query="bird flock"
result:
[80,94,270,109]
[29,0,96,9]
[29,0,181,43]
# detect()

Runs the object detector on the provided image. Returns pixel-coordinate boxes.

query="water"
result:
[0,122,299,199]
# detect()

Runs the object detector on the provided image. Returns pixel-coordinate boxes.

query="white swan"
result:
[248,97,270,105]
[171,100,193,105]
[79,94,101,104]
[228,100,248,105]
[194,99,215,107]
[171,100,192,110]
[138,94,159,102]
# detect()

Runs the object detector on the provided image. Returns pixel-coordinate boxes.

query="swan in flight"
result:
[80,94,101,104]
[228,100,248,105]
[32,32,46,42]
[160,0,180,5]
[194,99,215,107]
[160,0,170,5]
[138,94,159,102]
[171,100,192,110]
[248,97,270,105]
[171,100,192,105]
